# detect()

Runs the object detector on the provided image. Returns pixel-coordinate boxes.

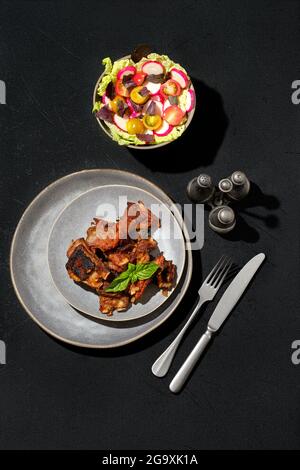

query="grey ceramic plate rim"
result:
[93,55,196,150]
[47,183,186,322]
[10,169,193,348]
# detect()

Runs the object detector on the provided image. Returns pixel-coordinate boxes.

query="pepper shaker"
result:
[208,206,236,233]
[186,174,215,203]
[227,171,250,201]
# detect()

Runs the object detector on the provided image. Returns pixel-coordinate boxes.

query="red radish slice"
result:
[102,94,111,107]
[152,93,165,103]
[186,89,196,112]
[113,114,129,132]
[170,68,189,88]
[117,66,136,81]
[144,81,161,95]
[163,99,172,112]
[154,120,173,136]
[142,60,165,76]
[143,100,163,116]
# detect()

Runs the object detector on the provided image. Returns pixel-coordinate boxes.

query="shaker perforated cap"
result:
[197,174,212,188]
[231,171,246,185]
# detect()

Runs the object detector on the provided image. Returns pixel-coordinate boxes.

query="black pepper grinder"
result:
[186,174,215,203]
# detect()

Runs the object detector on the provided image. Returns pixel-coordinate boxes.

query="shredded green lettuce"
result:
[178,89,188,112]
[97,57,134,97]
[105,122,144,146]
[92,101,102,112]
[102,57,112,74]
[154,124,185,144]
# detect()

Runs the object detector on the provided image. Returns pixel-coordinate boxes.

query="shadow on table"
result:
[128,78,228,172]
[221,182,280,243]
[49,248,203,357]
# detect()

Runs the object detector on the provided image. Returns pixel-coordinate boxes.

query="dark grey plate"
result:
[10,169,193,348]
[48,184,186,321]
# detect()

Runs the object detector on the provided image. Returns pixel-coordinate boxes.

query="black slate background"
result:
[0,0,299,450]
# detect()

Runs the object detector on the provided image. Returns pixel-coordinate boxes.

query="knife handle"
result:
[169,329,212,393]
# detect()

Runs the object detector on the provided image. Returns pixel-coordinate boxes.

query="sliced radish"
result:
[113,114,129,132]
[142,60,165,76]
[163,99,172,112]
[154,120,173,137]
[152,93,165,103]
[186,89,196,112]
[117,66,136,81]
[143,100,163,116]
[144,81,161,95]
[170,68,189,88]
[102,94,111,107]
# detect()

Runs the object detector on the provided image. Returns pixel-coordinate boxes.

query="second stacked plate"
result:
[48,184,186,322]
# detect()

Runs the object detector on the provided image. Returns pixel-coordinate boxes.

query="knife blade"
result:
[169,253,266,393]
[208,252,265,331]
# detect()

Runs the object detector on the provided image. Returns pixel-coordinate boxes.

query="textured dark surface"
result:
[0,0,299,450]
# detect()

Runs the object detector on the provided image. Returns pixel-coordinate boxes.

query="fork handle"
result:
[169,329,213,393]
[151,297,206,378]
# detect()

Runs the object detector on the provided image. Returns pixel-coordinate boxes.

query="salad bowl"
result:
[93,54,196,150]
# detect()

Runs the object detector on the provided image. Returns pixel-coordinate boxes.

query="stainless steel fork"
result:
[151,256,232,377]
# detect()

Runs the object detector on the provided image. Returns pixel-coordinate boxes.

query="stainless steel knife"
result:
[169,253,266,393]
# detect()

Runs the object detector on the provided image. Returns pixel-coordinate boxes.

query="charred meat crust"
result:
[66,238,110,290]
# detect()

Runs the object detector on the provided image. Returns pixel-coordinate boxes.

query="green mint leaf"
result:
[135,262,159,280]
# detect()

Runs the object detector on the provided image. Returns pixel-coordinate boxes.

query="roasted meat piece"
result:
[86,219,120,252]
[119,201,161,240]
[107,237,157,272]
[156,260,177,291]
[129,254,165,303]
[66,238,110,290]
[132,237,157,263]
[99,292,130,315]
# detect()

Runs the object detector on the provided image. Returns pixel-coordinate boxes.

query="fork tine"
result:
[208,256,229,285]
[204,255,226,284]
[213,259,232,289]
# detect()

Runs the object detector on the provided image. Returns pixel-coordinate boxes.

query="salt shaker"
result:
[227,171,250,201]
[208,206,236,233]
[186,174,215,203]
[218,178,233,194]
